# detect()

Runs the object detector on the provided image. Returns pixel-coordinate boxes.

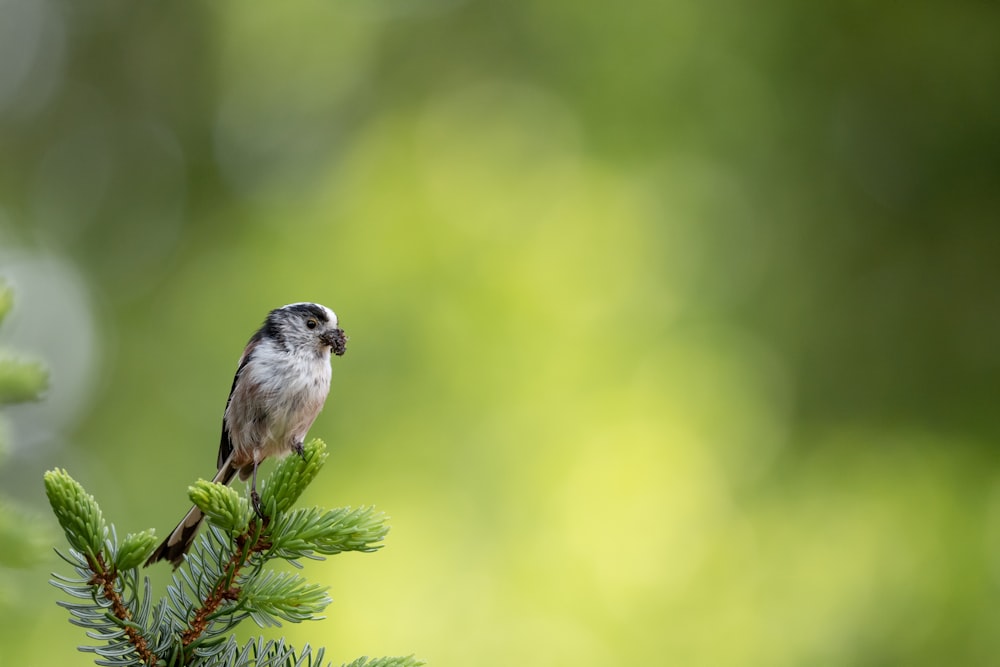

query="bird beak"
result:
[323,328,347,356]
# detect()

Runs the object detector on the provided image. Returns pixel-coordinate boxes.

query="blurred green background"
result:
[2,1,1000,665]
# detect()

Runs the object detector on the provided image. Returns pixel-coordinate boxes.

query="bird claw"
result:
[293,441,306,461]
[251,489,267,520]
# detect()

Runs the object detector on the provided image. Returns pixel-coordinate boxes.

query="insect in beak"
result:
[323,328,348,356]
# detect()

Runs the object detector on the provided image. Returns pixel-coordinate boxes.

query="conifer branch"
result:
[44,439,420,667]
[88,551,159,666]
[180,538,247,649]
[0,284,51,574]
[0,282,48,406]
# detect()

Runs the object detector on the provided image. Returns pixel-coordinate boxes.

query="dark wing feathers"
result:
[217,335,260,469]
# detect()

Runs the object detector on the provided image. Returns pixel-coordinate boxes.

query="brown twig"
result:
[88,553,158,666]
[180,523,272,651]
[180,541,247,647]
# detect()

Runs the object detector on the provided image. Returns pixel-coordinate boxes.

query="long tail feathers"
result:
[144,459,238,568]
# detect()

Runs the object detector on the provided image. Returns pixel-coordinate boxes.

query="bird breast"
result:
[227,341,332,463]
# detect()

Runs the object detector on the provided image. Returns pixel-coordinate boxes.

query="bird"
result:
[145,302,347,568]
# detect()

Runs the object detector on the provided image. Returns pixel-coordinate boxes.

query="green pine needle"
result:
[0,357,48,405]
[114,529,158,570]
[0,499,51,568]
[240,570,331,625]
[43,468,108,566]
[0,284,47,405]
[189,479,252,534]
[342,656,425,667]
[268,506,389,560]
[259,438,329,515]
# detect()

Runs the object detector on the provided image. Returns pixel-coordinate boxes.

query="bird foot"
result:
[293,441,307,461]
[251,489,267,520]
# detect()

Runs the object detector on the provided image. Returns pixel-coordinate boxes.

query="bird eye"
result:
[306,319,318,329]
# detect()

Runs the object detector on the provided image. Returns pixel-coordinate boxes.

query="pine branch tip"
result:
[189,479,251,534]
[114,529,158,570]
[43,468,108,563]
[259,438,329,515]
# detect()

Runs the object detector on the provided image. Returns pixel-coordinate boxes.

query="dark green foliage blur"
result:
[1,1,998,665]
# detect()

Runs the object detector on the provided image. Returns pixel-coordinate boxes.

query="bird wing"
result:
[216,336,259,470]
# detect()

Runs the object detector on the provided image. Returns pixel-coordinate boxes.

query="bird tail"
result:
[144,459,238,568]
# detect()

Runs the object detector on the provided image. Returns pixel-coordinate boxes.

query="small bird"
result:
[146,302,347,568]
